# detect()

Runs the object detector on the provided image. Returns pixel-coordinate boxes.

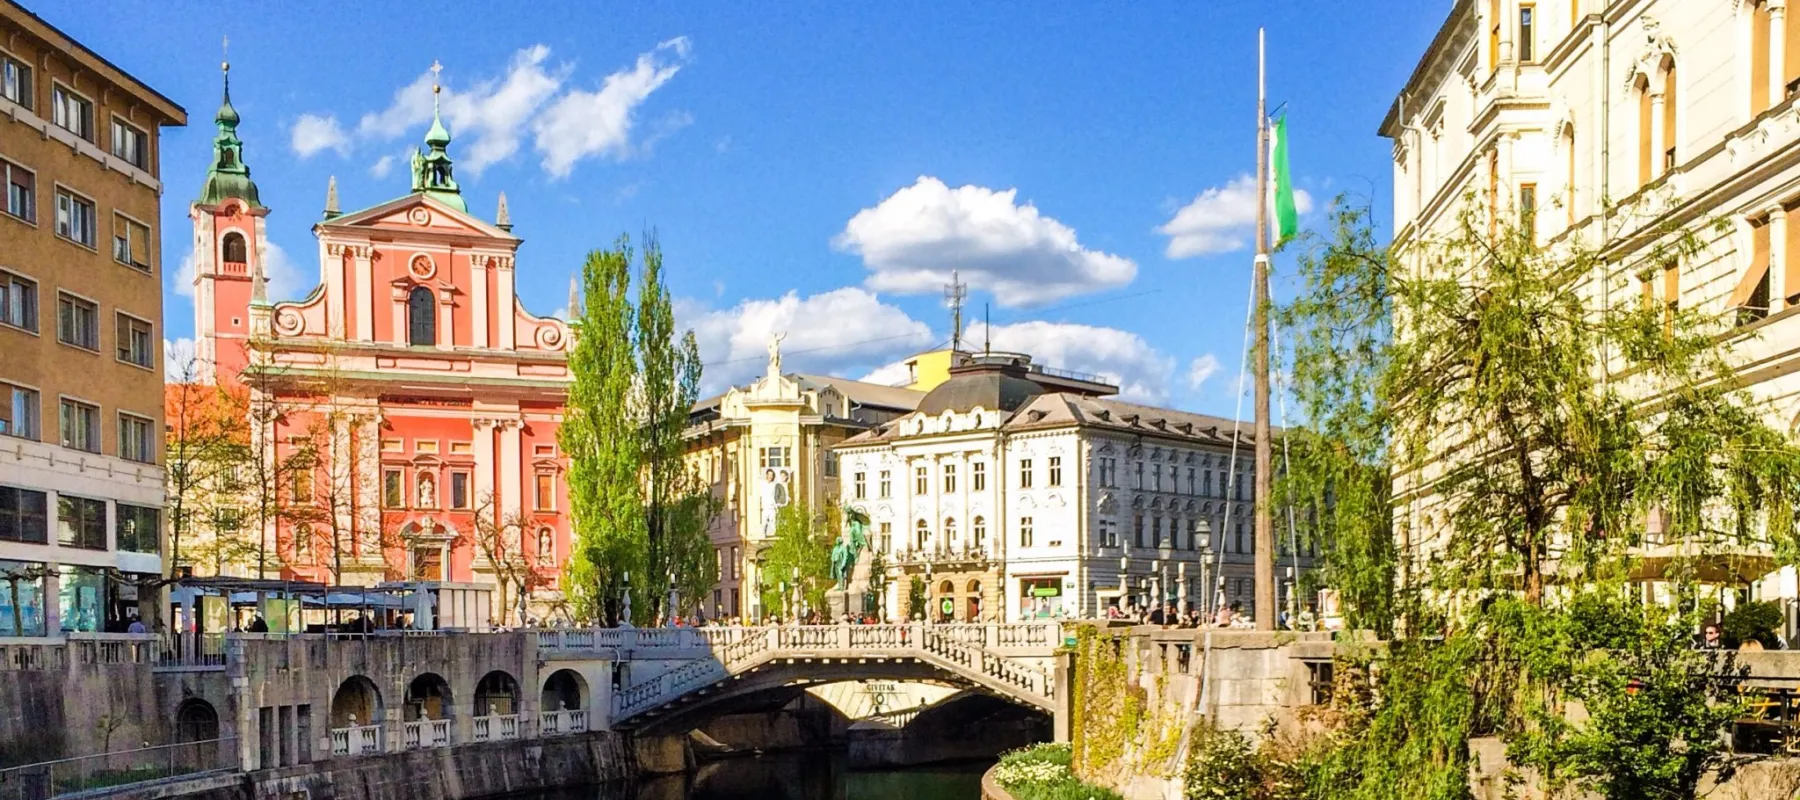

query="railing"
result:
[864,707,922,728]
[470,714,519,742]
[0,738,237,800]
[329,725,382,757]
[66,633,158,665]
[0,641,65,671]
[153,633,226,669]
[539,709,587,736]
[402,718,451,749]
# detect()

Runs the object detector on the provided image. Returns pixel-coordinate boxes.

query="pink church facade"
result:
[190,75,573,612]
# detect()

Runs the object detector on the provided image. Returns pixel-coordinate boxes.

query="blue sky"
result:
[36,1,1444,413]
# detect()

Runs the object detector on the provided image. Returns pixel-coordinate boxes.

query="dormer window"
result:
[408,286,436,346]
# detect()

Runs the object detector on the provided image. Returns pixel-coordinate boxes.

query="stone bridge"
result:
[535,622,1066,735]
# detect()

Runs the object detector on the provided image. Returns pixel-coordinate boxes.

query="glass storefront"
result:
[0,560,46,636]
[1017,577,1064,619]
[57,564,105,633]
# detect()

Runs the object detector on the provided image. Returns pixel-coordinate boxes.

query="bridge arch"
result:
[330,675,383,727]
[474,670,520,716]
[542,668,587,713]
[406,672,453,721]
[175,698,219,742]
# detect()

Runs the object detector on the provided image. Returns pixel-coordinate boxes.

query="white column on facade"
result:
[497,258,517,350]
[1774,1,1789,110]
[471,256,490,349]
[391,289,406,344]
[354,248,374,341]
[1649,91,1667,180]
[326,246,346,338]
[1498,132,1516,215]
[499,418,524,522]
[1772,205,1790,312]
[472,417,497,510]
[356,414,381,551]
[438,289,455,350]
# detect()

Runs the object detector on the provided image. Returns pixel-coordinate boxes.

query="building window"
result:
[1235,473,1245,501]
[59,398,98,452]
[50,84,93,141]
[535,472,555,511]
[118,413,153,463]
[759,446,790,469]
[944,517,957,549]
[1519,183,1537,237]
[1048,456,1062,487]
[943,463,957,493]
[110,118,147,170]
[116,314,153,368]
[1020,516,1034,548]
[450,471,470,509]
[915,519,929,551]
[973,516,987,551]
[1134,514,1145,548]
[1205,469,1214,496]
[57,294,97,351]
[57,494,106,550]
[0,270,36,332]
[879,469,891,498]
[383,468,404,508]
[116,504,158,554]
[877,523,891,553]
[290,465,314,504]
[915,465,928,495]
[1134,462,1144,490]
[1235,521,1246,554]
[972,461,986,491]
[1103,520,1120,549]
[853,471,866,500]
[2,384,38,440]
[221,231,247,264]
[2,159,33,223]
[824,450,839,478]
[407,286,436,346]
[0,485,48,544]
[1020,458,1034,489]
[1517,5,1535,62]
[54,189,95,247]
[1187,467,1197,495]
[1,53,32,110]
[113,214,151,270]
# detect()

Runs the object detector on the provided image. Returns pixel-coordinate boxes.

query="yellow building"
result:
[686,341,923,620]
[0,0,187,634]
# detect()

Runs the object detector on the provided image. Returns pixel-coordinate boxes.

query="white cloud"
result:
[533,37,691,178]
[858,359,915,387]
[678,287,934,394]
[368,154,395,178]
[290,40,685,178]
[968,320,1176,405]
[290,114,350,158]
[164,337,199,383]
[834,176,1136,308]
[1186,354,1222,391]
[1158,175,1315,258]
[173,240,306,302]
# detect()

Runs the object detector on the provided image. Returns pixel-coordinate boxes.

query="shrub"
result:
[1721,601,1783,649]
[996,743,1122,800]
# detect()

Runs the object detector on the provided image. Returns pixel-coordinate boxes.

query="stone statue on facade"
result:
[830,508,870,591]
[767,332,786,377]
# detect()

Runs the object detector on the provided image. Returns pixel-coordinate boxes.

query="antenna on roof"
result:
[945,270,967,353]
[983,303,991,356]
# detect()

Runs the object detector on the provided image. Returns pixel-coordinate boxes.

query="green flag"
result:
[1270,113,1297,243]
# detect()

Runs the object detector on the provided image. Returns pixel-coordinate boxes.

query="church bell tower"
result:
[190,56,270,385]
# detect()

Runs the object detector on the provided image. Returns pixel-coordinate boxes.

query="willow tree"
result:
[1278,199,1800,800]
[561,243,643,624]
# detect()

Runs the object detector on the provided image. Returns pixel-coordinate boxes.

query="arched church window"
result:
[408,286,436,346]
[221,232,247,264]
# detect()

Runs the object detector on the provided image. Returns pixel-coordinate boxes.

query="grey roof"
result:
[793,374,923,411]
[837,391,1273,448]
[916,371,1044,416]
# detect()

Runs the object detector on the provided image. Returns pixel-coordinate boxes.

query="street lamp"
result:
[1117,555,1130,615]
[1196,520,1214,619]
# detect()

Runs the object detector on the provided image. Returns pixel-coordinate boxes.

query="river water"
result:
[630,753,987,800]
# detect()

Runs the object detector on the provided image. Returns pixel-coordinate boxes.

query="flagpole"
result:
[1251,27,1276,631]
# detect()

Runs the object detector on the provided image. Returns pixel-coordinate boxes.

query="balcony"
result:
[889,546,993,569]
[471,714,519,742]
[402,716,451,749]
[329,723,382,757]
[539,707,588,736]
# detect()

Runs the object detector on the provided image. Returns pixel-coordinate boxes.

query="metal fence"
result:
[0,738,237,800]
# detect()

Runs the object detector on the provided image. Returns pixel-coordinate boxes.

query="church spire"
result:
[411,60,466,212]
[197,46,262,209]
[495,191,511,231]
[323,176,340,219]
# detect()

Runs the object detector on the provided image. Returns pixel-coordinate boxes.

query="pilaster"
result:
[472,255,490,348]
[499,417,524,520]
[354,246,374,341]
[496,257,516,350]
[1772,205,1790,311]
[1649,91,1667,180]
[1773,1,1789,111]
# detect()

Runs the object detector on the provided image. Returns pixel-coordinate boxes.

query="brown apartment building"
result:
[0,0,185,635]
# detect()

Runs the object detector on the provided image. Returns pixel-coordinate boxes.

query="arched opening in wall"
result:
[474,670,520,717]
[408,286,436,347]
[330,675,383,728]
[914,519,929,553]
[973,516,987,552]
[174,699,220,769]
[943,517,957,554]
[541,668,587,714]
[221,232,247,266]
[405,672,453,721]
[966,580,983,622]
[1635,72,1653,187]
[1660,55,1678,172]
[937,580,956,622]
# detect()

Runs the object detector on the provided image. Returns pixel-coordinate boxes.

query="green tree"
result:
[561,243,644,624]
[636,235,719,620]
[757,501,836,619]
[1277,199,1800,800]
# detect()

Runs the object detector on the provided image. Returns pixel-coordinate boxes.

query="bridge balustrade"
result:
[540,708,588,735]
[403,717,451,749]
[329,725,382,757]
[470,714,520,742]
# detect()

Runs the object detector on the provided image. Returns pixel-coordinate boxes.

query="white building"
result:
[835,354,1313,623]
[1381,1,1800,597]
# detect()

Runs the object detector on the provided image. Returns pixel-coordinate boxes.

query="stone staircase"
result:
[605,623,1062,723]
